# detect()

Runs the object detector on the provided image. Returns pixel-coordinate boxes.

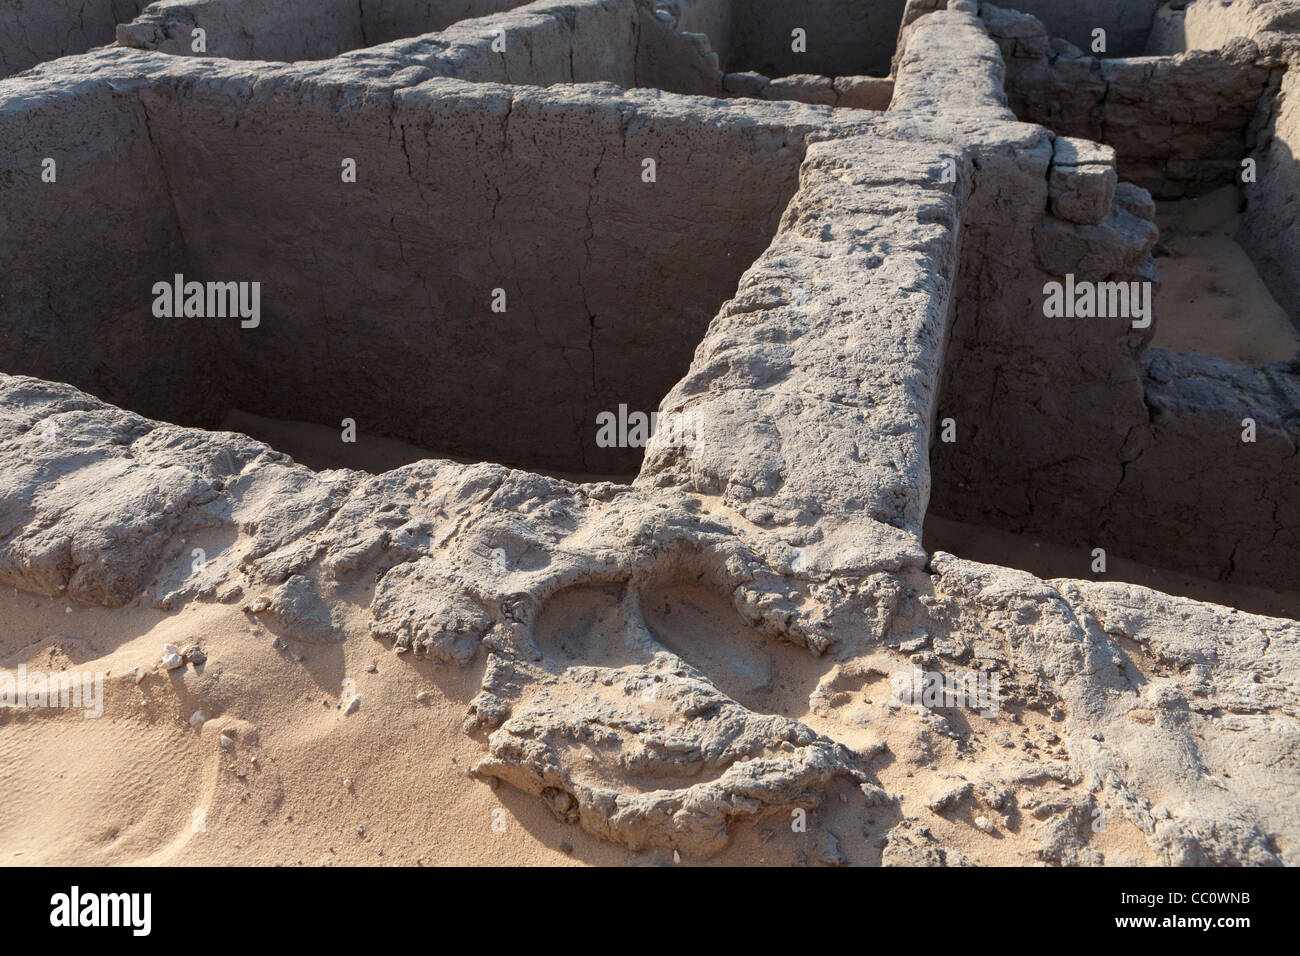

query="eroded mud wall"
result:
[1146,1,1300,325]
[0,73,201,424]
[988,6,1276,199]
[117,0,725,96]
[923,4,1300,591]
[1148,0,1300,53]
[2,57,845,476]
[411,0,722,94]
[362,0,532,44]
[1114,350,1300,585]
[0,0,148,77]
[117,0,532,60]
[904,8,1153,548]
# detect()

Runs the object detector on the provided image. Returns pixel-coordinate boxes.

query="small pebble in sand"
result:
[673,850,681,864]
[344,778,353,791]
[356,826,365,837]
[415,691,430,703]
[189,710,206,727]
[974,816,996,834]
[364,664,377,673]
[343,697,361,716]
[219,733,234,749]
[161,644,184,670]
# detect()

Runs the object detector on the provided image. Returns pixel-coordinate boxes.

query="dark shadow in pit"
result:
[703,0,907,79]
[221,409,638,482]
[923,513,1300,620]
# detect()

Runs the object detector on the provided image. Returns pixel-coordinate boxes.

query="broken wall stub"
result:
[2,52,867,476]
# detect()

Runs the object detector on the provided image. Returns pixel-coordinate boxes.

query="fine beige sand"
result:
[1151,185,1300,365]
[1,574,1160,867]
[0,583,624,866]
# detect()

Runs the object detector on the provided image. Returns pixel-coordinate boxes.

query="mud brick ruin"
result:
[1,0,1298,865]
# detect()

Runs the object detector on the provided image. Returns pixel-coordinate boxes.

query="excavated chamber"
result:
[0,66,832,477]
[680,0,908,78]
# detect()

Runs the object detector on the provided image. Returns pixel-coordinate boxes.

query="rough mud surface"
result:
[0,0,1297,866]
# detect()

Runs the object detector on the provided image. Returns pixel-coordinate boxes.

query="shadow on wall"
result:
[991,0,1166,56]
[0,75,816,478]
[116,0,538,61]
[678,0,909,78]
[1241,75,1300,333]
[0,0,150,77]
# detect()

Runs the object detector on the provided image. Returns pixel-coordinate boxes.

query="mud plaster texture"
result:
[0,0,1297,865]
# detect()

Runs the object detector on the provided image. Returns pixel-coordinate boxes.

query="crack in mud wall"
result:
[0,0,149,78]
[1,60,851,477]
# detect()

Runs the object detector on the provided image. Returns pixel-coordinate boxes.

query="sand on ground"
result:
[1151,185,1300,365]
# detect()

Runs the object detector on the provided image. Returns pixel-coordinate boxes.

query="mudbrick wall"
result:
[987,3,1278,199]
[0,0,1297,864]
[0,0,150,77]
[1169,0,1300,333]
[116,0,900,107]
[2,50,867,475]
[992,0,1300,321]
[995,0,1165,56]
[916,3,1300,593]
